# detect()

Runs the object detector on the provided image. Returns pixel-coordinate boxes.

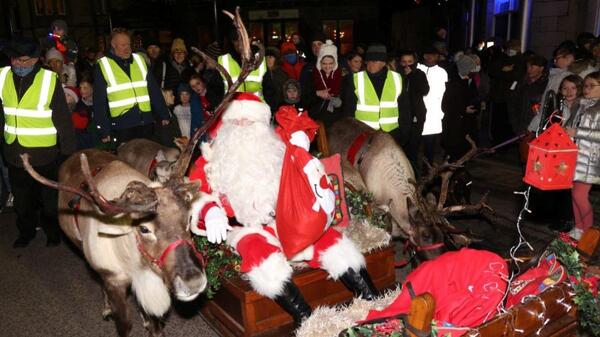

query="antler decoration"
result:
[21,153,157,215]
[173,6,265,178]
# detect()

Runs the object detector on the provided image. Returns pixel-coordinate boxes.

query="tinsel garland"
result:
[548,234,599,336]
[344,187,389,230]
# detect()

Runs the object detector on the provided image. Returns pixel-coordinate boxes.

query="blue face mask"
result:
[12,65,35,77]
[284,54,298,65]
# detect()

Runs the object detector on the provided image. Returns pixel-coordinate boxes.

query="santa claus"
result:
[189,93,378,324]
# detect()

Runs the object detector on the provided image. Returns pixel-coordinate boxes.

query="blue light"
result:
[494,0,519,14]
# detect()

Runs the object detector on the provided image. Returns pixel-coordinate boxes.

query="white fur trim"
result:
[131,269,171,317]
[319,234,365,280]
[188,192,222,236]
[227,226,281,252]
[245,252,292,298]
[290,245,315,262]
[200,142,212,161]
[222,99,271,125]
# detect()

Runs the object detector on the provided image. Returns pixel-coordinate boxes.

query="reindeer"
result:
[20,7,264,336]
[22,150,206,337]
[328,118,493,264]
[117,138,186,182]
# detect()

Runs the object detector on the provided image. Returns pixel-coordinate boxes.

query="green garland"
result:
[344,187,389,230]
[194,236,241,299]
[548,235,600,336]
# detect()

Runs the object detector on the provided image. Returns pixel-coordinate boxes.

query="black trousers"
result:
[113,124,154,147]
[7,163,59,239]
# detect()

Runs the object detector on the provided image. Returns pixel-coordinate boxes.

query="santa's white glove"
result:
[204,207,232,244]
[302,158,336,218]
[289,131,311,151]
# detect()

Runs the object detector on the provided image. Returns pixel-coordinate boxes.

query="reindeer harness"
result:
[347,131,375,168]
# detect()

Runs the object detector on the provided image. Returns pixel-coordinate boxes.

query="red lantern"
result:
[523,123,578,190]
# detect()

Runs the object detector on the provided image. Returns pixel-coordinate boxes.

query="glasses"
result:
[583,84,600,89]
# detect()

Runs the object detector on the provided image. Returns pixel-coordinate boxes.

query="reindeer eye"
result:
[139,226,151,234]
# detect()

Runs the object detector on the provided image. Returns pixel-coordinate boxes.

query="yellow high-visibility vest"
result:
[353,70,402,132]
[98,53,151,117]
[0,66,58,147]
[218,53,267,99]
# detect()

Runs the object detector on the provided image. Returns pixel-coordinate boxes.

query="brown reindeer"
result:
[117,138,186,182]
[22,150,206,337]
[328,118,492,263]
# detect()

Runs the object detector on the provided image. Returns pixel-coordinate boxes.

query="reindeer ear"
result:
[173,181,201,203]
[156,150,167,162]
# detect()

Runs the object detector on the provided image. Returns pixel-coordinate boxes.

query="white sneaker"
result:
[5,193,13,208]
[568,228,584,241]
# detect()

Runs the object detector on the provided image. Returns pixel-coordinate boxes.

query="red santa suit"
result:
[189,94,365,299]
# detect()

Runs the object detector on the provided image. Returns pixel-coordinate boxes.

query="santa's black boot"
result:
[273,281,312,326]
[340,267,379,301]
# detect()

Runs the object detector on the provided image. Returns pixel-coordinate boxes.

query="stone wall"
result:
[529,0,580,58]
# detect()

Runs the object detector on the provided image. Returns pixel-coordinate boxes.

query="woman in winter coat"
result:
[565,71,600,240]
[308,40,343,128]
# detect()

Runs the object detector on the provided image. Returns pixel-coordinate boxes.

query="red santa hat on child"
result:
[221,93,272,125]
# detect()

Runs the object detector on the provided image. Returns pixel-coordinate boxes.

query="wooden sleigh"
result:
[404,228,600,337]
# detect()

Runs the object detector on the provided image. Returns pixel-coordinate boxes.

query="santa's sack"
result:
[276,144,329,258]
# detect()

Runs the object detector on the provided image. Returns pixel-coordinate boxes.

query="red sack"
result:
[275,105,329,258]
[276,144,328,258]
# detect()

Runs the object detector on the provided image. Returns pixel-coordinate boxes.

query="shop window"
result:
[34,0,66,16]
[249,22,264,44]
[284,21,299,42]
[322,20,354,55]
[267,22,282,46]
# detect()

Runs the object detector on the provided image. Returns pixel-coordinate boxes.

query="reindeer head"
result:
[22,153,207,303]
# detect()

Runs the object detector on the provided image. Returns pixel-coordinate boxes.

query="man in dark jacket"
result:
[341,44,412,148]
[507,55,548,135]
[399,50,429,172]
[93,28,170,146]
[0,37,77,248]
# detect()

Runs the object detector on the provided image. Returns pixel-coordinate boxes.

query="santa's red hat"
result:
[222,93,271,125]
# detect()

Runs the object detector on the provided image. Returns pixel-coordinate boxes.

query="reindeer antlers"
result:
[21,153,157,215]
[173,6,264,178]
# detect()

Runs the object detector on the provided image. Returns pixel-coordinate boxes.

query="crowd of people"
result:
[0,18,599,248]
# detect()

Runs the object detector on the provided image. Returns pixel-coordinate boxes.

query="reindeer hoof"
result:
[102,308,112,321]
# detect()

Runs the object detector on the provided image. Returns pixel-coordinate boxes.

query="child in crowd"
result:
[281,79,304,111]
[72,75,96,149]
[64,85,89,150]
[173,84,192,138]
[566,71,600,240]
[157,88,181,145]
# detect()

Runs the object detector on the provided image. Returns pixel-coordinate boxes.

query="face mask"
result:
[473,65,481,73]
[507,49,517,56]
[12,65,35,77]
[284,54,298,65]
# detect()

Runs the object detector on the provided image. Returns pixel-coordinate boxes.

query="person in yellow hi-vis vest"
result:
[341,44,411,147]
[93,28,170,146]
[217,30,271,102]
[0,36,76,248]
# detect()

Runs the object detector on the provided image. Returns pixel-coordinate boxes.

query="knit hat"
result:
[456,54,477,77]
[283,79,301,104]
[311,31,327,44]
[45,47,64,62]
[3,36,41,58]
[222,92,271,125]
[316,39,338,71]
[171,38,187,54]
[205,42,222,60]
[144,37,161,49]
[63,85,80,103]
[365,44,387,62]
[280,42,297,55]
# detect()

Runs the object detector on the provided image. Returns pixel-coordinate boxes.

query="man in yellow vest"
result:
[93,28,170,146]
[0,36,76,248]
[217,30,269,101]
[341,44,411,147]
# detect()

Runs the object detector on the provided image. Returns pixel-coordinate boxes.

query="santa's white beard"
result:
[206,121,286,227]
